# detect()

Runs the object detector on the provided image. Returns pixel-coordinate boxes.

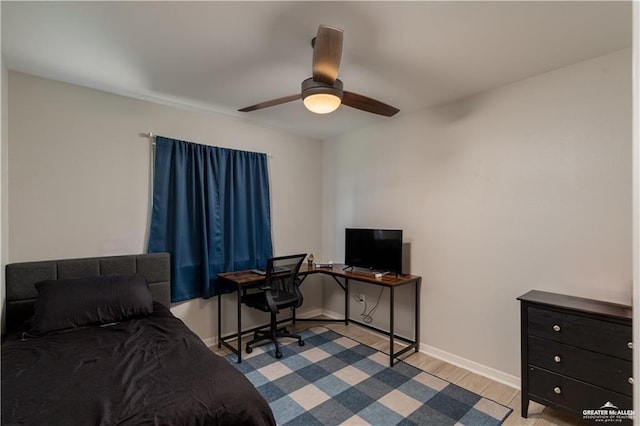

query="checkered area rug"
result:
[227,326,512,425]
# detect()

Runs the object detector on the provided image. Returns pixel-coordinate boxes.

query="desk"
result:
[217,264,421,366]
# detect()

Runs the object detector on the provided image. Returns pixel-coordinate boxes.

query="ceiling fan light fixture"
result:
[303,93,342,114]
[302,78,343,114]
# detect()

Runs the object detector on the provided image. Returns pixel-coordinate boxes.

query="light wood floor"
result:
[210,319,584,426]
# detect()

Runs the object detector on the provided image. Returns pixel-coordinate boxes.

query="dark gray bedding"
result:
[2,302,275,426]
[2,253,275,426]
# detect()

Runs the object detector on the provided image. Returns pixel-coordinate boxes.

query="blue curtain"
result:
[148,136,273,302]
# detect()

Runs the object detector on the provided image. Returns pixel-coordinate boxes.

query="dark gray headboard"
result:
[5,253,171,333]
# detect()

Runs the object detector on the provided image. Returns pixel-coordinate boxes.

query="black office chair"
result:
[242,253,307,359]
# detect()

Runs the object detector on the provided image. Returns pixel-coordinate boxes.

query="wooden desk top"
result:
[217,263,421,287]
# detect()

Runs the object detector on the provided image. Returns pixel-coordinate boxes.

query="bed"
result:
[1,253,275,426]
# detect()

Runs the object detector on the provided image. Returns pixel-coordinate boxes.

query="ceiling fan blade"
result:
[312,25,343,85]
[238,94,301,112]
[342,91,400,117]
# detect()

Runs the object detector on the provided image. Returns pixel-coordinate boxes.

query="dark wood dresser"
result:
[518,290,633,423]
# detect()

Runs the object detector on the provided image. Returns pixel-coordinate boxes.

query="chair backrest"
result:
[264,253,307,311]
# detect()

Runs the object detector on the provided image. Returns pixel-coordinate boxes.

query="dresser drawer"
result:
[529,366,633,422]
[529,336,633,396]
[528,306,632,360]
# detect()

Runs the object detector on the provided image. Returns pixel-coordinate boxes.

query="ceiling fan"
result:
[238,25,399,117]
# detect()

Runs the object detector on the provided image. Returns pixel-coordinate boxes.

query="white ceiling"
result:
[2,1,632,140]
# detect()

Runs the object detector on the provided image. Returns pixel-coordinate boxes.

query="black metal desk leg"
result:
[345,278,349,325]
[237,289,242,363]
[390,286,395,367]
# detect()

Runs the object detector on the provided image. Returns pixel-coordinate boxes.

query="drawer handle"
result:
[553,355,562,363]
[552,325,561,332]
[628,342,633,349]
[629,377,634,385]
[553,386,562,394]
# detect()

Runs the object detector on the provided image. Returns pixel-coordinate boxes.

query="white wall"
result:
[6,72,324,341]
[1,55,8,333]
[322,49,632,382]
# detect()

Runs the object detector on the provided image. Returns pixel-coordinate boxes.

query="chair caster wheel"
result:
[246,346,253,354]
[299,340,305,347]
[276,351,283,359]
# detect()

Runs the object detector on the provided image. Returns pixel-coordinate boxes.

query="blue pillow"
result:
[29,274,153,335]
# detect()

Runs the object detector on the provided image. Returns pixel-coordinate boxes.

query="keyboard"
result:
[250,266,290,275]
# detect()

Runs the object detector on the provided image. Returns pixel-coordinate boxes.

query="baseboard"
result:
[321,308,346,321]
[296,307,326,319]
[320,308,519,389]
[419,343,520,389]
[203,336,217,348]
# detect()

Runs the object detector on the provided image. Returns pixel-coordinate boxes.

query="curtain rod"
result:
[142,132,156,146]
[142,132,273,158]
